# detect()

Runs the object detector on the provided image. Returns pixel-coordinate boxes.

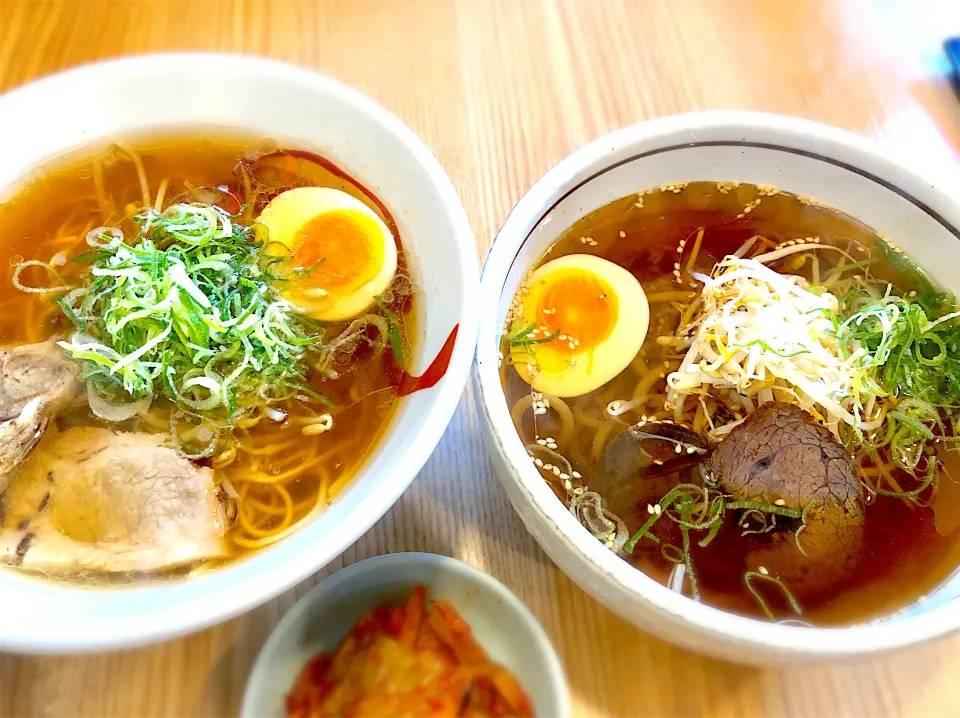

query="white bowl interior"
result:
[476,112,960,662]
[241,553,569,718]
[0,54,478,652]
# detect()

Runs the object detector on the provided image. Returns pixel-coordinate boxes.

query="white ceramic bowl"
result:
[241,553,569,718]
[475,111,960,664]
[0,54,478,653]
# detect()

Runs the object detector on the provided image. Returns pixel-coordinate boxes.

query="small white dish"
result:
[241,552,570,718]
[474,111,960,663]
[0,54,478,653]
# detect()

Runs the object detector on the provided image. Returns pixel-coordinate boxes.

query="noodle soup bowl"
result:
[0,54,477,652]
[475,111,960,663]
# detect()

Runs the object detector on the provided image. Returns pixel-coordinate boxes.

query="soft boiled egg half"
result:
[510,254,649,398]
[258,187,397,321]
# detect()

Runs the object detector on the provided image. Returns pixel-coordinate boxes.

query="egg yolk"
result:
[535,269,618,357]
[292,210,384,296]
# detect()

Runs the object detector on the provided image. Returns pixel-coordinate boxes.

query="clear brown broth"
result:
[500,182,960,625]
[0,131,414,577]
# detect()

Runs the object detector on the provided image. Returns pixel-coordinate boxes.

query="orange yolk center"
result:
[293,209,383,296]
[535,269,617,355]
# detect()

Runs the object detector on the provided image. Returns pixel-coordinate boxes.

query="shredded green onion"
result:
[53,203,330,429]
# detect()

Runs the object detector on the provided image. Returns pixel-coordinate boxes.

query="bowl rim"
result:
[0,53,479,653]
[241,552,570,718]
[475,110,960,659]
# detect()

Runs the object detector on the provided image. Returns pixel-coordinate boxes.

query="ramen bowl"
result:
[242,553,569,718]
[0,53,477,653]
[474,111,960,663]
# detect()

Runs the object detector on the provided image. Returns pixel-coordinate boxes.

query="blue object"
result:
[947,37,960,78]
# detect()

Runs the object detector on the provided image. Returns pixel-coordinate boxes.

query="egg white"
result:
[512,254,649,398]
[258,187,397,322]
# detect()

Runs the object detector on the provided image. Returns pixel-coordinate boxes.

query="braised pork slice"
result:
[0,398,47,483]
[0,428,226,575]
[0,340,78,492]
[0,339,78,420]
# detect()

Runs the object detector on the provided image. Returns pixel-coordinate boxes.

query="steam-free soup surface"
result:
[501,182,960,625]
[0,133,415,581]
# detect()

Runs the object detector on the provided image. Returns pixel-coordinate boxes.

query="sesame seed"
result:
[619,231,626,238]
[572,471,582,479]
[647,504,655,515]
[759,566,769,576]
[774,498,786,506]
[654,504,662,515]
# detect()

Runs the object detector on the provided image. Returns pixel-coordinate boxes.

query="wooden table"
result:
[3,1,960,716]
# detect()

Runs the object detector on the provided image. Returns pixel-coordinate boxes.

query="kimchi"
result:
[286,587,534,718]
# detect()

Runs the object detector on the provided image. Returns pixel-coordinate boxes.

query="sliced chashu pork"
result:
[1,427,226,574]
[0,339,78,491]
[0,339,78,420]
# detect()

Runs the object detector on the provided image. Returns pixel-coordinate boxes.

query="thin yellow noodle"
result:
[239,163,254,221]
[212,446,236,468]
[114,141,151,208]
[154,177,169,211]
[646,291,696,304]
[236,482,294,531]
[235,436,303,456]
[93,158,111,220]
[136,408,170,430]
[868,455,914,509]
[591,419,621,460]
[511,393,578,443]
[238,496,292,537]
[685,227,705,273]
[633,369,667,402]
[349,381,368,404]
[289,411,333,425]
[234,415,262,430]
[678,296,703,329]
[230,455,324,484]
[245,490,313,516]
[631,353,649,376]
[693,400,707,435]
[231,493,327,549]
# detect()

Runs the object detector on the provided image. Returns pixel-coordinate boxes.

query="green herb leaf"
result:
[374,295,406,366]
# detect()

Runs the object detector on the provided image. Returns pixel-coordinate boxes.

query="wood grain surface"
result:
[3,1,960,716]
